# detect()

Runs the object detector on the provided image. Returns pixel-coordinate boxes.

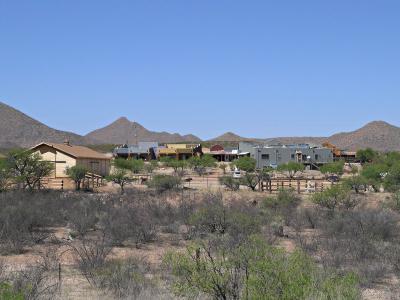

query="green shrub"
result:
[146,175,181,193]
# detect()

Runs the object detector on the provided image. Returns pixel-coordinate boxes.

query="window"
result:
[261,154,269,160]
[315,154,319,160]
[302,155,307,161]
[291,154,295,160]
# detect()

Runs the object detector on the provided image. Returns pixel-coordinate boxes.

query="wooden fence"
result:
[260,178,333,194]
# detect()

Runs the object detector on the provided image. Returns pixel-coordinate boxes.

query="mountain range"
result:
[0,101,399,152]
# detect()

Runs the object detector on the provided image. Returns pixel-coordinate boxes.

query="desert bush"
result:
[67,197,100,237]
[70,234,112,287]
[262,189,301,225]
[164,235,360,300]
[94,258,152,299]
[219,175,240,191]
[101,204,158,247]
[301,208,399,287]
[146,175,181,193]
[188,193,262,245]
[312,185,357,212]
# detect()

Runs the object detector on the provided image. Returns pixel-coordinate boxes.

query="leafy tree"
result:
[231,157,256,172]
[219,164,228,174]
[277,162,305,179]
[320,160,345,177]
[113,158,134,170]
[66,165,87,190]
[384,162,400,192]
[107,168,131,194]
[113,158,144,174]
[356,148,377,164]
[312,185,356,212]
[160,157,187,174]
[189,155,217,176]
[361,163,387,192]
[130,159,144,174]
[240,173,260,191]
[6,150,53,190]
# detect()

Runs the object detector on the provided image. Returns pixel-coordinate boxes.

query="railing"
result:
[260,178,333,194]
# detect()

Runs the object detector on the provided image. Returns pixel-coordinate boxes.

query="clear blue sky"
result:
[1,1,399,139]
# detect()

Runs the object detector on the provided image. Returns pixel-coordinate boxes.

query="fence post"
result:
[58,263,62,292]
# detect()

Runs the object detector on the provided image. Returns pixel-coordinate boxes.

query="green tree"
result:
[384,162,400,192]
[107,168,131,194]
[66,165,87,190]
[356,148,377,164]
[361,163,387,192]
[320,160,345,177]
[113,158,133,170]
[240,173,261,191]
[7,150,53,190]
[130,159,144,174]
[160,157,187,175]
[231,157,256,172]
[312,185,356,212]
[189,155,217,176]
[277,162,305,179]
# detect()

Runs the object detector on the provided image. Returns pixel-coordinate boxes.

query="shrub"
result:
[66,165,87,190]
[164,235,360,299]
[312,185,356,212]
[146,175,181,193]
[219,175,240,191]
[94,258,152,299]
[67,198,100,237]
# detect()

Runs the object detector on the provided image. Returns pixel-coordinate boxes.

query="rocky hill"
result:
[327,121,400,152]
[85,117,201,144]
[0,102,94,148]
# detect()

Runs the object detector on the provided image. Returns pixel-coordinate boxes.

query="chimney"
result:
[64,139,70,146]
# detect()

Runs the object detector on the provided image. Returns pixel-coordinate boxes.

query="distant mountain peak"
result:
[85,117,201,144]
[210,132,248,142]
[0,101,95,148]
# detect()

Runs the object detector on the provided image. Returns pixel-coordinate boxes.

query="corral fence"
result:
[260,178,334,194]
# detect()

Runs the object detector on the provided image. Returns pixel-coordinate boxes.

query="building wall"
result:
[77,158,110,176]
[34,144,111,177]
[33,145,77,178]
[248,146,333,169]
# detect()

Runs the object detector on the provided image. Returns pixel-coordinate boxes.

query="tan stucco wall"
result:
[76,158,110,176]
[34,145,76,178]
